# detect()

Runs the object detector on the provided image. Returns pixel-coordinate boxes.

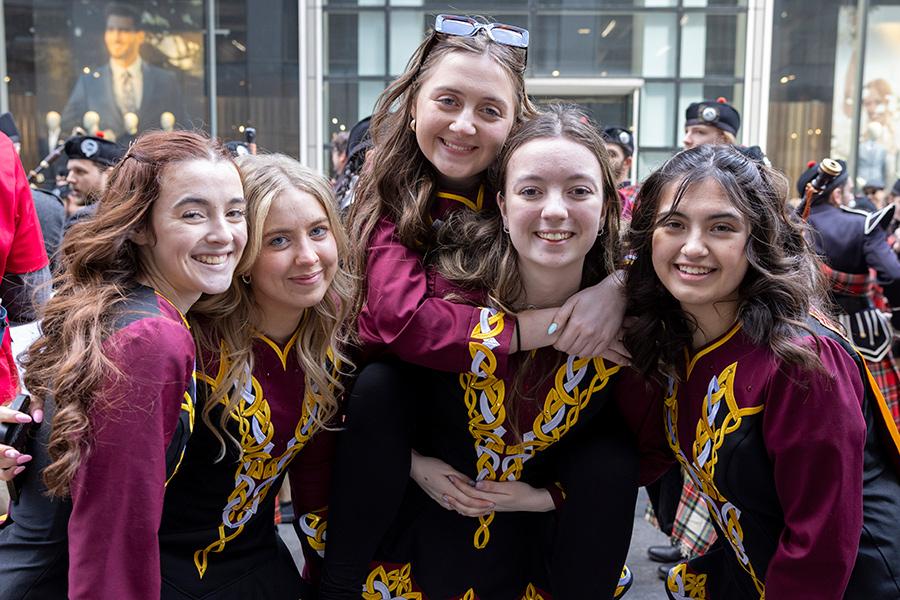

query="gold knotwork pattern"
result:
[521,583,547,600]
[363,563,423,600]
[192,337,335,578]
[165,365,198,486]
[460,308,619,549]
[664,361,766,600]
[666,563,708,599]
[298,508,327,557]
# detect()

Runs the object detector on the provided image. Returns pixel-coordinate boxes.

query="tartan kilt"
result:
[868,355,900,429]
[672,473,717,558]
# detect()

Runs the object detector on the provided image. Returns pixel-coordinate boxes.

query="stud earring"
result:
[410,118,416,132]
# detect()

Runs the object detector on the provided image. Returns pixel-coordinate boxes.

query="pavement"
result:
[279,487,673,598]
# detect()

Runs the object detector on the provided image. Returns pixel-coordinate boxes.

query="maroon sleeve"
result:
[67,317,195,600]
[0,133,48,275]
[288,428,337,583]
[762,337,866,600]
[356,216,514,375]
[614,369,675,485]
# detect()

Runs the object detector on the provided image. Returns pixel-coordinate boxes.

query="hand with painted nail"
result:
[550,270,631,364]
[1,405,35,480]
[410,451,494,517]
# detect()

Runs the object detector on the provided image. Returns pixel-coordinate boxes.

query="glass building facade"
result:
[1,0,898,189]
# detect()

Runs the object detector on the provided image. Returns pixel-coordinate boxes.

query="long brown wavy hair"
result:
[22,130,235,497]
[345,21,537,334]
[190,154,354,459]
[623,144,829,384]
[432,104,622,436]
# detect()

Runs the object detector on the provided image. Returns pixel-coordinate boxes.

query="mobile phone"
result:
[1,393,37,502]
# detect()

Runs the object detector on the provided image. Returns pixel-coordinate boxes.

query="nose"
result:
[204,211,236,246]
[541,190,568,221]
[682,131,693,149]
[66,171,76,185]
[448,109,476,136]
[294,238,320,267]
[681,228,708,258]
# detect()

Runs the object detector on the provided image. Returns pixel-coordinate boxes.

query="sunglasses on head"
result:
[434,14,529,50]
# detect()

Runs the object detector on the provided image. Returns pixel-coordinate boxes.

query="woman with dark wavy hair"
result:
[621,144,900,599]
[0,131,247,600]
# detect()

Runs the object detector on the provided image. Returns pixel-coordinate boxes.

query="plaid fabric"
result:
[672,475,717,558]
[820,263,872,297]
[868,355,900,429]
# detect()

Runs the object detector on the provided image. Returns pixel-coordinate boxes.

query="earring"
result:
[410,118,416,132]
[503,225,510,234]
[241,274,251,284]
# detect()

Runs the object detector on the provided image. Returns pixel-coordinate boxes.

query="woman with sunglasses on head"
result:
[322,16,632,597]
[348,104,644,599]
[156,154,352,599]
[0,131,247,600]
[620,144,900,599]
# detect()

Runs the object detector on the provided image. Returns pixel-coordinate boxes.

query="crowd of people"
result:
[1,13,899,600]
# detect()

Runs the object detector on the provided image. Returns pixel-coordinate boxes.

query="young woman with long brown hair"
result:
[0,131,247,600]
[620,144,900,599]
[157,154,354,599]
[321,18,630,596]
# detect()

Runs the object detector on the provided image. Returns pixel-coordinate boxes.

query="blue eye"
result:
[310,226,329,238]
[269,235,289,247]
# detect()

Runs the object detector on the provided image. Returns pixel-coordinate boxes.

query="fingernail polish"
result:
[547,323,558,335]
[4,449,18,459]
[16,454,32,465]
[13,466,25,476]
[15,413,32,423]
[33,409,44,423]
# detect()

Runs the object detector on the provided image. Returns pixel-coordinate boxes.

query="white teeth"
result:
[536,232,573,241]
[195,255,228,265]
[677,265,713,275]
[442,139,474,152]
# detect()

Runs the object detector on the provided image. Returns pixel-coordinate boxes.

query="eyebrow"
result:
[512,174,599,185]
[263,218,329,237]
[433,86,510,108]
[173,196,245,208]
[663,209,743,221]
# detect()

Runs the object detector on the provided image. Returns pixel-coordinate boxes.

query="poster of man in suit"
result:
[61,3,188,141]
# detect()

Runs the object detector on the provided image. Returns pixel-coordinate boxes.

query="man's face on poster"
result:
[104,14,144,65]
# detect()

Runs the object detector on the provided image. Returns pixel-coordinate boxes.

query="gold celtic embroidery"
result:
[460,308,619,549]
[363,563,423,600]
[666,562,708,599]
[664,357,766,599]
[436,185,485,213]
[521,583,546,600]
[192,335,332,578]
[298,509,327,557]
[165,368,197,486]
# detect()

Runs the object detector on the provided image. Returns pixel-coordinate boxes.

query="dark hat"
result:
[891,179,900,197]
[0,112,21,143]
[685,97,741,136]
[346,116,372,160]
[224,140,251,157]
[602,126,634,157]
[796,158,849,203]
[64,134,125,167]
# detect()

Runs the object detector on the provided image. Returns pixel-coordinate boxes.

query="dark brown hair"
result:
[623,144,829,383]
[23,130,234,497]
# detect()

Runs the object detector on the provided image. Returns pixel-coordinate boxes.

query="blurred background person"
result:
[63,133,125,225]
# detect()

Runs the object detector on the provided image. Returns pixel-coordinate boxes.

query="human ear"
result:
[497,191,509,228]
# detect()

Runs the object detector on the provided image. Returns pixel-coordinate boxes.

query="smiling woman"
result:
[0,131,247,600]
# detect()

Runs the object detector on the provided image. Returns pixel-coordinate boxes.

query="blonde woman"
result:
[159,154,353,599]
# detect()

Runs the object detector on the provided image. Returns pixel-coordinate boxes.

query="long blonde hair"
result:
[346,23,537,336]
[190,154,354,458]
[22,131,234,497]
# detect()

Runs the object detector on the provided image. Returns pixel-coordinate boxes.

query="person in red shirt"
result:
[0,132,49,404]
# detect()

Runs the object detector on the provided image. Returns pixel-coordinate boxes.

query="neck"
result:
[112,55,139,70]
[685,301,739,348]
[436,173,482,195]
[518,261,583,309]
[257,308,303,345]
[137,275,198,315]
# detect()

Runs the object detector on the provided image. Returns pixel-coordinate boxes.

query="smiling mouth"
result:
[440,138,476,153]
[194,254,229,265]
[290,270,323,284]
[675,264,714,275]
[536,231,574,241]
